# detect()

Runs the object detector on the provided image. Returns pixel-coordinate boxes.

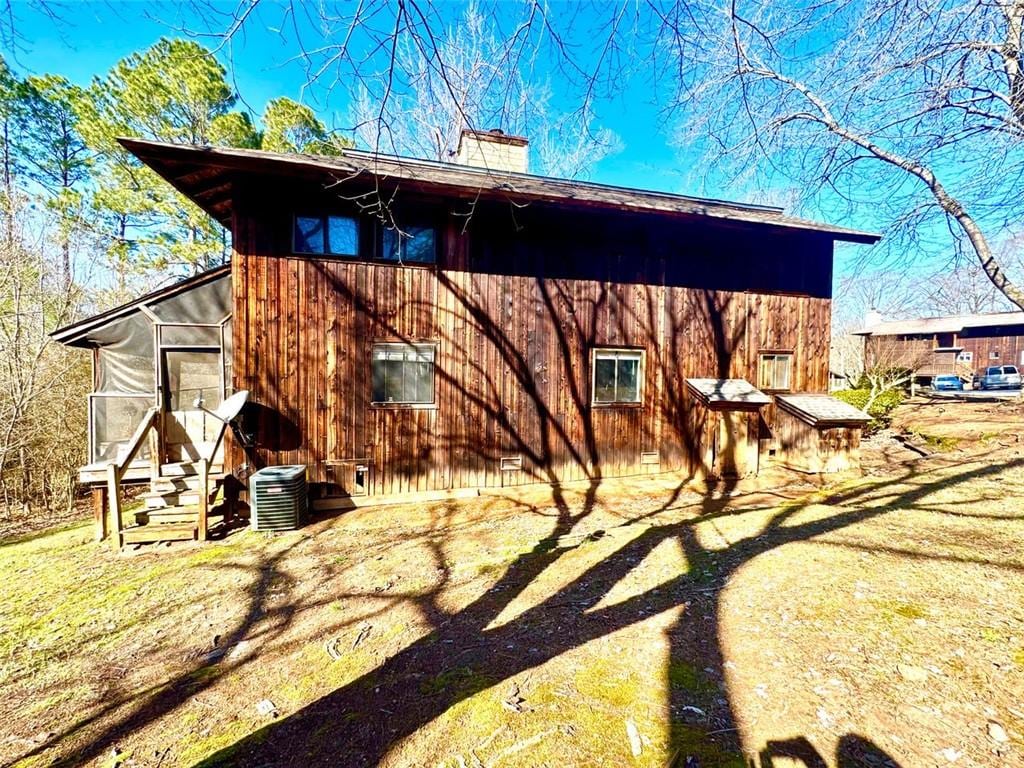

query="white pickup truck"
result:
[976,365,1022,390]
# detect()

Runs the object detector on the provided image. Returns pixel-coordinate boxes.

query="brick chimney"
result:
[455,128,529,173]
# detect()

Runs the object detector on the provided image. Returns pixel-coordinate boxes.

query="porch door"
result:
[161,348,224,464]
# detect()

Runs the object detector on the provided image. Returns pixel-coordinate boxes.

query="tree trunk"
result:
[744,64,1024,311]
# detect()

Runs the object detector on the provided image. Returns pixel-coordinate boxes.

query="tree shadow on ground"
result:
[14,253,1018,766]
[12,450,1016,766]
[165,456,1016,767]
[761,734,901,767]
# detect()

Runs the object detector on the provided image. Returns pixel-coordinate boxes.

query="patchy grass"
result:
[667,659,716,697]
[2,418,1023,767]
[905,429,961,452]
[874,598,928,622]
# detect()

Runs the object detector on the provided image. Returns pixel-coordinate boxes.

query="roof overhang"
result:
[51,264,231,347]
[685,378,772,411]
[118,138,881,244]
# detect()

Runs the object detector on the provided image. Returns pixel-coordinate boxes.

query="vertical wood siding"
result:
[958,333,1024,370]
[865,331,1024,375]
[230,192,833,495]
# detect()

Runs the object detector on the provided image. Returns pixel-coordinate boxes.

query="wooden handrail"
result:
[105,394,246,548]
[194,391,248,543]
[105,407,159,549]
[114,406,160,473]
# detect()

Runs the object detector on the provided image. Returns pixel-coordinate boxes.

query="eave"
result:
[118,138,882,245]
[51,264,231,347]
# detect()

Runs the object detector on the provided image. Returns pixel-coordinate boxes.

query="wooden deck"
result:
[79,460,152,485]
[79,460,225,485]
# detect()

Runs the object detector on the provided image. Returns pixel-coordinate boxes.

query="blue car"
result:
[932,375,964,391]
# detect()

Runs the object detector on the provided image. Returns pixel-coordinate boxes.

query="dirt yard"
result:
[2,398,1023,768]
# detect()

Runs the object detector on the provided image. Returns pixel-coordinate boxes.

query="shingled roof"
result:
[118,138,880,244]
[776,394,871,426]
[685,378,772,410]
[855,310,1024,336]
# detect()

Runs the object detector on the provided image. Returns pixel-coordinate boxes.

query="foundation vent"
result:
[500,455,523,472]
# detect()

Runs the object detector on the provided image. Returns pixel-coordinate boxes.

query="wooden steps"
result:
[120,462,228,546]
[93,401,240,549]
[122,520,198,544]
[142,491,202,509]
[161,461,224,477]
[124,459,235,545]
[134,507,201,525]
[141,466,226,510]
[141,480,203,509]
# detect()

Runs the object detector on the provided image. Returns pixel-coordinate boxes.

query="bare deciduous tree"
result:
[349,3,620,177]
[186,1,622,178]
[661,0,1024,310]
[0,195,89,517]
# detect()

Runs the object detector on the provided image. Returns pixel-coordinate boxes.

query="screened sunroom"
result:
[52,266,233,484]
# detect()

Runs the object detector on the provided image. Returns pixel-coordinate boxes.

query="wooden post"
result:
[106,463,122,550]
[197,458,209,541]
[92,486,108,542]
[223,476,238,526]
[148,425,161,488]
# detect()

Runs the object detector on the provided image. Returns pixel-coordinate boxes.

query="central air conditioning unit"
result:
[249,465,308,531]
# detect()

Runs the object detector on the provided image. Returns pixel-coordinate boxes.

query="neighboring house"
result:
[855,310,1024,382]
[53,129,878,546]
[829,331,865,391]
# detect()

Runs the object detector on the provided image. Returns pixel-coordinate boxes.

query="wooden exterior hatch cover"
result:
[775,394,871,427]
[685,378,772,411]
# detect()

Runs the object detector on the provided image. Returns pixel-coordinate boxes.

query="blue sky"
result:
[8,1,682,190]
[6,0,912,312]
[0,4,813,185]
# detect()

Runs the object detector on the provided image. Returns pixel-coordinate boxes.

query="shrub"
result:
[833,387,905,432]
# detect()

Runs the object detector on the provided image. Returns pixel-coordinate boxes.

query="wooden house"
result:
[857,310,1024,383]
[53,129,878,546]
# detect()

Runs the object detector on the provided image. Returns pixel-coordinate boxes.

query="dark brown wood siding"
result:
[958,328,1024,371]
[230,185,833,495]
[864,328,1024,377]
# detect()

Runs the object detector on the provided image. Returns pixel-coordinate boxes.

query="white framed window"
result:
[294,214,359,256]
[758,352,793,391]
[592,348,643,405]
[957,350,973,363]
[990,350,1001,360]
[371,343,435,405]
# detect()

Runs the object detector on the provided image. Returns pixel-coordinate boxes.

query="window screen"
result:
[163,350,223,411]
[382,226,437,264]
[758,353,793,391]
[592,349,643,404]
[371,343,435,404]
[90,395,154,464]
[294,214,359,256]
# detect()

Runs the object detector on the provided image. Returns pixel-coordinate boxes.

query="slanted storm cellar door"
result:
[161,348,224,463]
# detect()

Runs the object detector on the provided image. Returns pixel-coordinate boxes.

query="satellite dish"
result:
[211,389,249,423]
